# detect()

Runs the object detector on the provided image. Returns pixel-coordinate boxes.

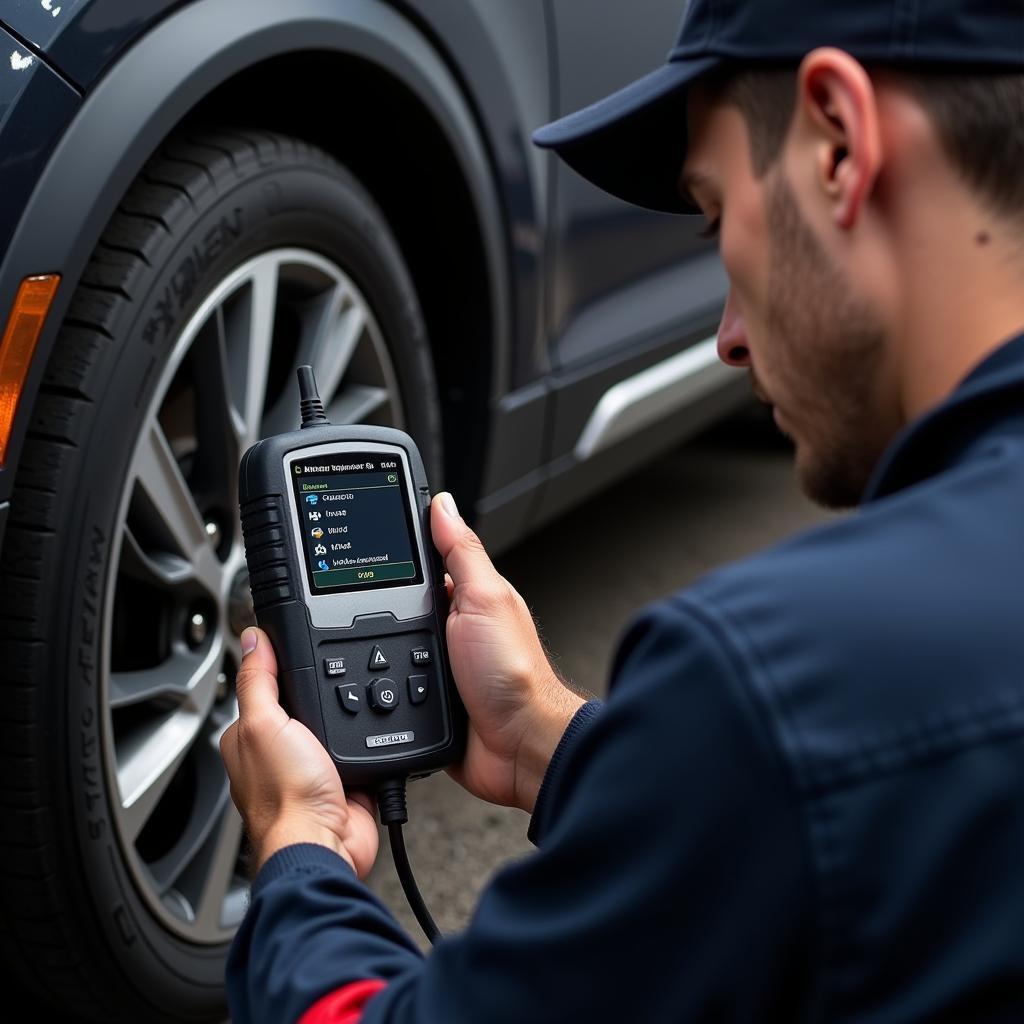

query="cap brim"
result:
[533,56,720,215]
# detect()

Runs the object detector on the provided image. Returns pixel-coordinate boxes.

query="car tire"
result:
[0,128,440,1022]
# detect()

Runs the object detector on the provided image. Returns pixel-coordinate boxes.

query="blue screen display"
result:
[291,453,423,594]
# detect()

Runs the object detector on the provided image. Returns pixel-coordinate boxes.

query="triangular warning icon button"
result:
[369,645,389,670]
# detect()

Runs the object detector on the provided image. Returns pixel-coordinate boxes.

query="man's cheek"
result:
[720,204,768,304]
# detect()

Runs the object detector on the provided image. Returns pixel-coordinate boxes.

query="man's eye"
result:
[698,218,721,240]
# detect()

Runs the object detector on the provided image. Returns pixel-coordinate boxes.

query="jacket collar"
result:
[862,331,1024,503]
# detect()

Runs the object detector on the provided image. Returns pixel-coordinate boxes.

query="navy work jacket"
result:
[227,332,1024,1023]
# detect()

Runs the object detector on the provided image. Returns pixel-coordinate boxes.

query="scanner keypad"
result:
[317,630,446,760]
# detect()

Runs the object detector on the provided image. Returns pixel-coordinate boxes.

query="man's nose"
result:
[716,291,751,368]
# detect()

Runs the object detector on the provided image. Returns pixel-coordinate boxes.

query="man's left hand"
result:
[220,627,379,876]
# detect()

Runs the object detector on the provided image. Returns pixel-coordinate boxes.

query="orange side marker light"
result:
[0,274,60,465]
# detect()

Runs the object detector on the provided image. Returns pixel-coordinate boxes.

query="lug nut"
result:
[204,519,222,549]
[188,611,208,648]
[216,671,229,702]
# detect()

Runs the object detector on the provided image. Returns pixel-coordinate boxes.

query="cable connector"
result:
[377,777,409,827]
[296,365,329,428]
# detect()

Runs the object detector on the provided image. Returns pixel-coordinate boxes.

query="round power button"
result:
[367,678,399,712]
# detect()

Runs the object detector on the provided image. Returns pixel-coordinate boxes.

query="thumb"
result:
[234,626,281,719]
[430,492,499,589]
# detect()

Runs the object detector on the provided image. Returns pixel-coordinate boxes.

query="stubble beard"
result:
[764,176,891,509]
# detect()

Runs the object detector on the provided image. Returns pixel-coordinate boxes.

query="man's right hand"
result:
[430,492,587,814]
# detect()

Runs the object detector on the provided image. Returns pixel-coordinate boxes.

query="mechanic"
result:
[221,0,1024,1020]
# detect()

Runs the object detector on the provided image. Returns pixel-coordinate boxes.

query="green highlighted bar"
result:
[313,560,416,587]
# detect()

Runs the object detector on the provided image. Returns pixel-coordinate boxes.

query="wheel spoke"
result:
[327,382,391,424]
[116,648,222,841]
[209,694,239,734]
[189,311,245,516]
[144,725,241,910]
[110,661,191,710]
[225,256,279,451]
[133,422,221,597]
[118,710,198,843]
[192,802,244,933]
[214,306,247,443]
[312,292,366,406]
[119,526,193,591]
[259,280,369,439]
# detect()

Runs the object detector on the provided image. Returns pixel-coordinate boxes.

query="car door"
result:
[532,0,737,529]
[546,0,726,371]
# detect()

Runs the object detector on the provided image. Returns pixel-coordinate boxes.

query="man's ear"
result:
[795,48,881,231]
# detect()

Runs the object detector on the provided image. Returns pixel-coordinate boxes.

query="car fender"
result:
[0,0,511,506]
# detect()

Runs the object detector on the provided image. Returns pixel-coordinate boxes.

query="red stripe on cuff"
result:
[298,979,387,1024]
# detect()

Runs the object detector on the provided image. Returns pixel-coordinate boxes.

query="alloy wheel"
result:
[101,249,404,942]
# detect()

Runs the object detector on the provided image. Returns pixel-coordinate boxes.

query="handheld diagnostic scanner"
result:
[237,367,465,789]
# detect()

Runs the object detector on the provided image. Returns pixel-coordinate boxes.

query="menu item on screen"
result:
[290,453,423,594]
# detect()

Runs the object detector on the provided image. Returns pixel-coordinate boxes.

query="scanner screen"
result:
[290,453,423,595]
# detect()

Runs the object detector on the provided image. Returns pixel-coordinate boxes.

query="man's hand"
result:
[220,628,379,876]
[431,493,586,813]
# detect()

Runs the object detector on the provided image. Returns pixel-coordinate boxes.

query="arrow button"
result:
[368,645,389,670]
[408,674,429,705]
[336,685,361,715]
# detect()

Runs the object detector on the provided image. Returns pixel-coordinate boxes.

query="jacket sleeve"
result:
[227,598,816,1023]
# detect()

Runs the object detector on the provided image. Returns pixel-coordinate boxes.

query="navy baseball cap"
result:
[533,0,1024,214]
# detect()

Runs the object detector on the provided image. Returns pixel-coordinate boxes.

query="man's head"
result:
[535,2,1024,508]
[682,59,1024,506]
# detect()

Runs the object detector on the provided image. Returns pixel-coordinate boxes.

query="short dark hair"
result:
[709,66,1024,221]
[705,68,798,176]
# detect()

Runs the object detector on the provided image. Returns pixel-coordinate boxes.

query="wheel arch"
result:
[187,50,500,502]
[0,0,510,508]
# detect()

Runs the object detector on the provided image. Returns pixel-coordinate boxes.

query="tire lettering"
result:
[140,208,244,345]
[82,760,101,813]
[142,291,174,346]
[78,641,95,685]
[81,716,105,838]
[78,527,104,686]
[80,528,107,842]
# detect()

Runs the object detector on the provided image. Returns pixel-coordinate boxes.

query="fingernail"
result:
[241,627,258,655]
[441,492,460,519]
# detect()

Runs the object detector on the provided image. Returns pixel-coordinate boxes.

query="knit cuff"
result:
[251,842,355,897]
[527,700,604,845]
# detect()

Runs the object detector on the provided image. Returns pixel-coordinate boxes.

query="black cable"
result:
[387,822,441,945]
[377,778,442,945]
